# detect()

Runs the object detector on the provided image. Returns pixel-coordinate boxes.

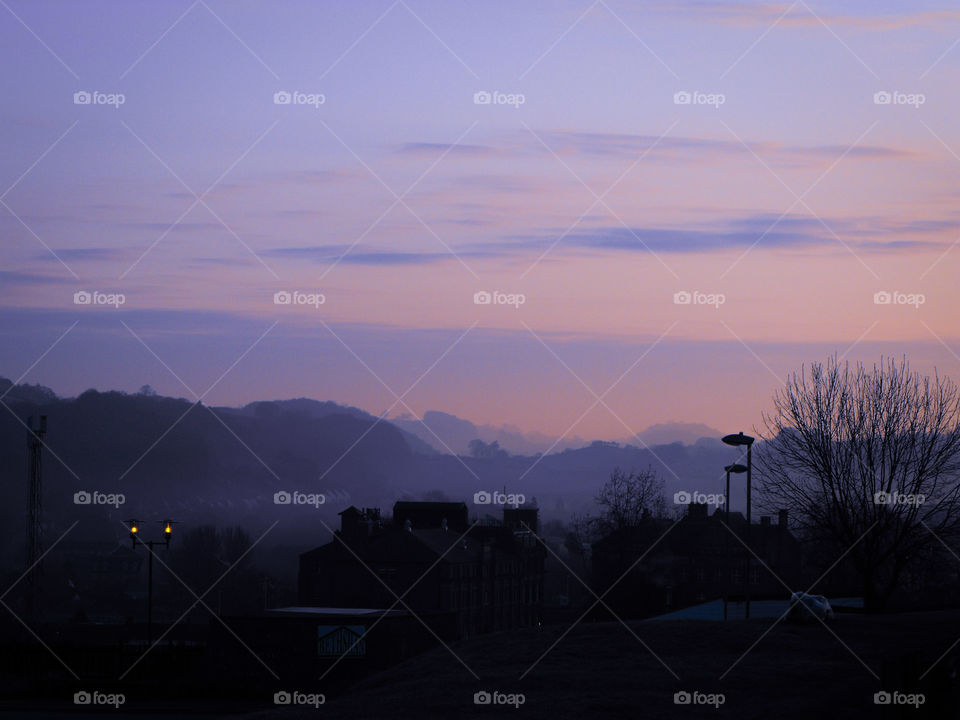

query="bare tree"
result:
[594,466,666,534]
[565,512,597,553]
[170,525,258,614]
[757,356,960,611]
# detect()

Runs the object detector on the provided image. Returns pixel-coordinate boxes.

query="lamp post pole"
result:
[723,463,747,621]
[126,520,174,645]
[746,441,752,620]
[724,467,730,622]
[147,543,153,642]
[722,433,755,621]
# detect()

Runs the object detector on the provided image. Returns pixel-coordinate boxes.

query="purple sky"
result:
[2,0,960,440]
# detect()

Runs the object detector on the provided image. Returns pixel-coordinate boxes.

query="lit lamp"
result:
[123,518,177,644]
[127,519,140,547]
[722,432,755,619]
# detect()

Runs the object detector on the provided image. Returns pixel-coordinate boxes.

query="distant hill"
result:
[391,410,591,456]
[392,411,722,455]
[631,421,723,447]
[230,398,437,455]
[0,379,427,565]
[0,378,58,406]
[0,378,742,570]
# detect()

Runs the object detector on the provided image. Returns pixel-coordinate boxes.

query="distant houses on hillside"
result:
[592,503,802,617]
[299,500,546,640]
[297,499,803,635]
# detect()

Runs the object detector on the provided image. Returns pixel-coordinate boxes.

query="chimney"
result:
[778,509,788,528]
[340,506,381,539]
[503,506,539,533]
[339,506,361,537]
[761,516,771,526]
[363,507,382,534]
[688,503,708,521]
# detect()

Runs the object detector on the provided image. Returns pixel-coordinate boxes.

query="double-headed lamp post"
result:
[722,432,755,619]
[125,519,174,644]
[723,463,748,621]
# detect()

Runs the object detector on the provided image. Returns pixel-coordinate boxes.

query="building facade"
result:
[592,503,802,617]
[299,501,546,639]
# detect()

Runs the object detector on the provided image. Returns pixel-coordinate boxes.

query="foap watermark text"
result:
[674,490,724,507]
[274,490,326,508]
[874,691,924,708]
[274,290,325,308]
[873,91,925,108]
[74,690,125,708]
[474,490,526,506]
[474,90,525,108]
[674,90,725,108]
[74,290,125,308]
[74,490,125,509]
[674,690,725,708]
[274,690,325,707]
[874,491,925,507]
[674,290,724,309]
[74,90,125,108]
[474,290,525,308]
[274,90,325,108]
[474,690,525,708]
[874,290,924,309]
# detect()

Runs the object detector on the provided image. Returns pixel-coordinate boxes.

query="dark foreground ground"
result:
[3,610,957,719]
[251,609,960,720]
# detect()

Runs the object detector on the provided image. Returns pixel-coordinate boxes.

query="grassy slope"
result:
[252,610,960,719]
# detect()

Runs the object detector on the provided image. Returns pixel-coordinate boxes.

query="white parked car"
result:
[787,592,835,621]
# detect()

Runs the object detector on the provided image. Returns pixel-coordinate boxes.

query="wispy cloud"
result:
[0,270,72,285]
[649,2,960,30]
[506,212,958,255]
[537,131,917,164]
[397,130,917,167]
[398,142,498,157]
[121,221,223,233]
[263,244,495,266]
[33,247,122,262]
[254,210,956,269]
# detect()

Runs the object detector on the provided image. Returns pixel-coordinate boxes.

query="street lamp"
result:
[722,432,755,619]
[125,519,175,644]
[723,463,747,621]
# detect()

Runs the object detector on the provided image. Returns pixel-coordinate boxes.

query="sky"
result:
[1,0,959,442]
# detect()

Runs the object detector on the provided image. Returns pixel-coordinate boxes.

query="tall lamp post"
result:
[723,463,747,621]
[125,519,175,644]
[722,432,755,619]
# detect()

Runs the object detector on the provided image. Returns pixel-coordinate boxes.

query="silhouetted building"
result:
[299,501,545,638]
[592,504,801,617]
